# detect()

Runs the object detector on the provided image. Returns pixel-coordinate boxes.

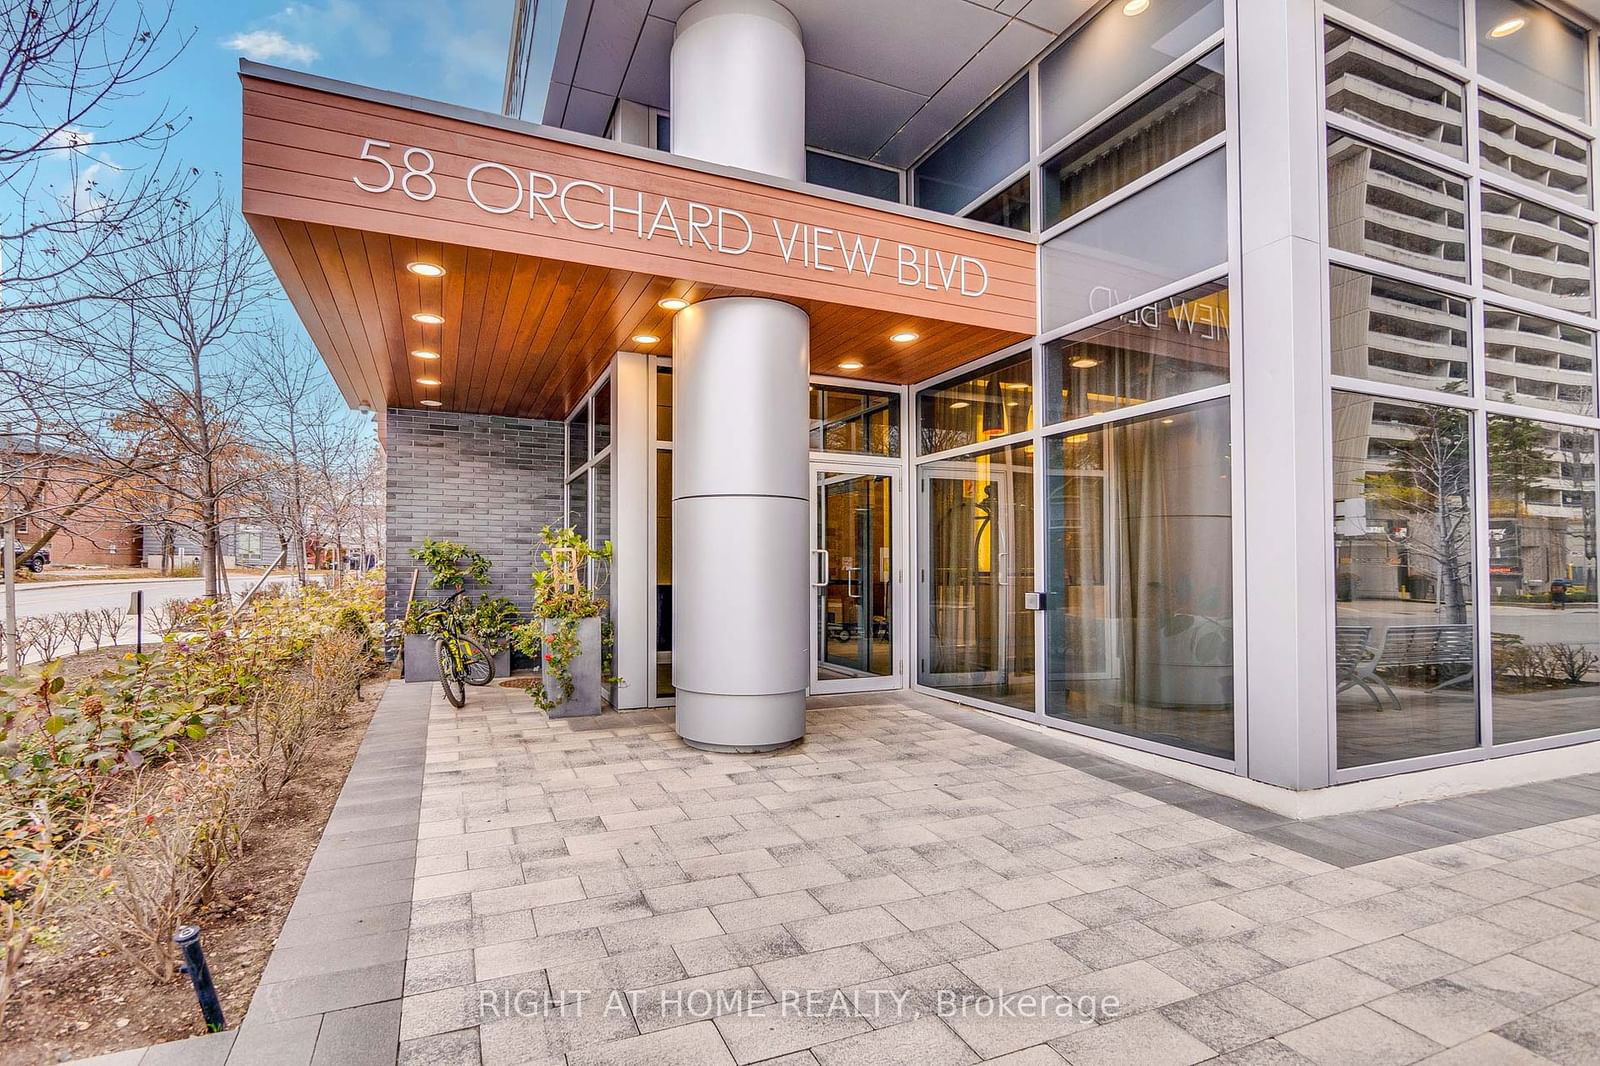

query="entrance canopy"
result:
[240,63,1037,426]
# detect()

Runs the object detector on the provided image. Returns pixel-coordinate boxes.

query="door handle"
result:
[846,564,859,600]
[812,548,829,588]
[997,550,1010,587]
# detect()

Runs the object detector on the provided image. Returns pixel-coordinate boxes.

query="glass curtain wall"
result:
[654,365,673,699]
[1323,0,1600,772]
[565,375,615,699]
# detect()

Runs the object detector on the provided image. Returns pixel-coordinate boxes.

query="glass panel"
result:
[807,151,900,202]
[1489,418,1599,743]
[1044,48,1225,227]
[1478,95,1590,206]
[1481,186,1593,314]
[1041,150,1228,331]
[656,368,672,442]
[592,454,613,692]
[568,404,590,472]
[568,469,590,546]
[1045,280,1229,425]
[1038,0,1223,151]
[1332,391,1478,768]
[810,386,901,456]
[915,78,1030,216]
[1476,0,1587,119]
[656,113,670,151]
[1485,307,1596,417]
[1324,27,1465,159]
[1326,131,1468,281]
[593,379,613,453]
[1330,265,1470,392]
[816,472,894,681]
[1045,399,1234,758]
[1326,0,1463,60]
[917,351,1032,454]
[919,442,1035,712]
[656,450,673,698]
[966,174,1030,232]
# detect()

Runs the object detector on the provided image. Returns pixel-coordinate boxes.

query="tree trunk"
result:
[3,516,18,675]
[200,497,220,599]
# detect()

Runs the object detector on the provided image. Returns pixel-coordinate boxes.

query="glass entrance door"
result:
[811,468,899,692]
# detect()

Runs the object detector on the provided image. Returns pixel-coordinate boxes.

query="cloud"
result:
[224,29,319,65]
[47,127,95,152]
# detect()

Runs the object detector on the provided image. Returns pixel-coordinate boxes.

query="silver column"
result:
[669,0,809,750]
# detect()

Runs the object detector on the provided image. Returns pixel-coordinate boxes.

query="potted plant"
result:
[524,524,615,716]
[401,538,515,682]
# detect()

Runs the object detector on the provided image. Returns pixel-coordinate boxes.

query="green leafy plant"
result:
[409,538,492,591]
[527,525,616,711]
[467,597,521,652]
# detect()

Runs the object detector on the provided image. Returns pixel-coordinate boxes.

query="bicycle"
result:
[417,590,495,707]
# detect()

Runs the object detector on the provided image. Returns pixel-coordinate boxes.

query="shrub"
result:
[1547,643,1600,684]
[1494,636,1551,686]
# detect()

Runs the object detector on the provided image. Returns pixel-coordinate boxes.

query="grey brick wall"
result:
[385,408,565,619]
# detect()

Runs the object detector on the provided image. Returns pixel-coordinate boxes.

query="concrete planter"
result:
[542,616,603,717]
[402,634,509,683]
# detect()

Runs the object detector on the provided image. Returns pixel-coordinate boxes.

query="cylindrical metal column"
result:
[670,0,808,750]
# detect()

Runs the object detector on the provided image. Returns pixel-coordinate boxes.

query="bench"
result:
[1336,623,1475,710]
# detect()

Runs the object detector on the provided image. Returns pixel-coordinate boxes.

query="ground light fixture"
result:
[1488,16,1525,37]
[838,359,864,370]
[658,297,690,311]
[406,262,446,277]
[412,350,440,360]
[632,334,660,345]
[411,312,445,324]
[1123,0,1150,15]
[889,331,919,343]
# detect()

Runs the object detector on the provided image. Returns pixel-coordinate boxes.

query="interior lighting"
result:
[949,401,970,409]
[1488,16,1525,37]
[416,376,442,386]
[420,399,443,407]
[632,334,660,344]
[658,297,690,311]
[889,331,919,343]
[1070,356,1100,369]
[412,350,440,360]
[411,312,445,324]
[406,262,445,277]
[1123,0,1150,14]
[838,359,864,370]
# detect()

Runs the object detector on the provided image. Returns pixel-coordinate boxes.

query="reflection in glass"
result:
[1479,95,1589,206]
[593,379,613,453]
[656,368,672,442]
[810,386,901,456]
[1037,0,1222,151]
[916,78,1030,216]
[655,450,673,698]
[1332,392,1478,768]
[1329,266,1469,392]
[1481,187,1593,315]
[568,468,590,546]
[1489,418,1599,743]
[1326,132,1467,281]
[1041,150,1229,332]
[966,174,1030,232]
[807,151,900,203]
[816,472,893,681]
[1045,400,1234,758]
[1324,27,1464,158]
[568,403,589,472]
[1476,0,1587,119]
[917,352,1032,454]
[919,443,1034,712]
[1326,0,1462,59]
[1485,308,1596,417]
[1045,281,1229,425]
[1043,48,1225,227]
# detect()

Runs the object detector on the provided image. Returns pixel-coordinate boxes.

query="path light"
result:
[406,262,445,277]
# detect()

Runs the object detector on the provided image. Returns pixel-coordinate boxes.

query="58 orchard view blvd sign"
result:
[349,138,993,299]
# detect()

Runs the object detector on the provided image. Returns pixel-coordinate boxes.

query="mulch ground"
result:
[0,677,387,1065]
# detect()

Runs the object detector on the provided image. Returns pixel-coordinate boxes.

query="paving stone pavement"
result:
[71,682,1600,1065]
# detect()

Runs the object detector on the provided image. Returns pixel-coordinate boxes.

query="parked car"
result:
[10,540,48,573]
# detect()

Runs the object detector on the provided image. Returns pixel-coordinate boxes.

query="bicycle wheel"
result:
[436,638,466,707]
[460,637,495,686]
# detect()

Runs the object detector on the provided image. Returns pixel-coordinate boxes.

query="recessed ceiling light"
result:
[889,331,919,343]
[1488,16,1525,37]
[1000,381,1030,390]
[406,262,445,277]
[412,312,445,325]
[632,334,660,345]
[1123,0,1150,14]
[838,359,864,370]
[1161,417,1175,425]
[1070,357,1100,369]
[658,297,689,311]
[1006,401,1019,408]
[416,376,442,386]
[949,401,970,410]
[412,349,440,360]
[420,399,443,407]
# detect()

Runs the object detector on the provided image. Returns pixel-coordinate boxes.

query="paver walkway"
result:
[80,682,1600,1065]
